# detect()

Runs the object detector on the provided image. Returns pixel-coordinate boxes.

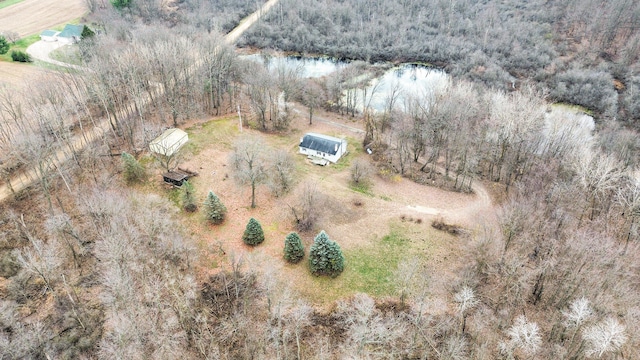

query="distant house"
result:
[57,24,84,44]
[299,133,348,164]
[40,30,60,42]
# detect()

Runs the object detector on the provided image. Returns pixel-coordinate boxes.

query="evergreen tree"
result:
[309,231,344,277]
[0,36,9,55]
[242,218,264,246]
[284,232,305,263]
[203,191,226,224]
[111,0,131,9]
[181,180,197,212]
[81,25,95,39]
[121,152,145,184]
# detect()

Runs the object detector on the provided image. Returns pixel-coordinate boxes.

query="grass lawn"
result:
[0,0,23,10]
[184,115,240,155]
[49,44,82,65]
[297,222,457,305]
[0,34,39,62]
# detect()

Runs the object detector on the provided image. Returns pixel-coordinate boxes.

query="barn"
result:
[299,133,348,164]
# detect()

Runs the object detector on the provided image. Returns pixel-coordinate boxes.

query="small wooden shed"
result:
[162,169,190,187]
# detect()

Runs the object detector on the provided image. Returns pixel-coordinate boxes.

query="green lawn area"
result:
[0,34,39,62]
[0,0,24,10]
[49,44,82,65]
[301,222,457,304]
[184,115,240,155]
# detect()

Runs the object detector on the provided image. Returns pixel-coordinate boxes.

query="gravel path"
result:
[26,41,84,70]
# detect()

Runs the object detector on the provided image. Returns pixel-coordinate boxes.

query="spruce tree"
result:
[81,25,95,39]
[181,180,197,212]
[309,231,344,277]
[0,36,9,55]
[284,232,305,263]
[121,152,145,184]
[203,191,226,224]
[242,218,264,246]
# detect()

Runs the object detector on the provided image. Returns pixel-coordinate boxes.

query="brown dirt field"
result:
[0,61,48,90]
[0,0,87,38]
[159,108,498,308]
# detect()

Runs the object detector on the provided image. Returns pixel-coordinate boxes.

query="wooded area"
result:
[241,0,640,122]
[0,0,639,358]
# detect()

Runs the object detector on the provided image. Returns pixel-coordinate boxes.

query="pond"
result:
[241,54,449,112]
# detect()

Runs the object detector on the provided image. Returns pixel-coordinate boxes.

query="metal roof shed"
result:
[149,128,189,157]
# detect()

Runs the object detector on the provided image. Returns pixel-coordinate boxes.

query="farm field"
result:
[0,61,46,89]
[0,0,87,38]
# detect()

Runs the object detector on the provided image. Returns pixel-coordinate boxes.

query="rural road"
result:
[0,0,281,202]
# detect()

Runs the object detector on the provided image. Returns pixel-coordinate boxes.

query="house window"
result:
[317,151,322,155]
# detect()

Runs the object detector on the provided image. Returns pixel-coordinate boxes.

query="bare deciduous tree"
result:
[230,136,268,208]
[583,318,627,358]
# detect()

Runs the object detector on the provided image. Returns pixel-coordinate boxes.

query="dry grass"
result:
[145,112,495,306]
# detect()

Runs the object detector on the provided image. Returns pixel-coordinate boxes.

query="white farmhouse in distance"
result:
[299,133,348,164]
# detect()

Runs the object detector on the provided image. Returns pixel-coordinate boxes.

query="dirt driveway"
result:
[0,0,87,38]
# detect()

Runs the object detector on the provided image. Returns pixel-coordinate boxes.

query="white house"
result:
[149,128,189,157]
[39,30,60,42]
[57,24,84,44]
[299,133,347,164]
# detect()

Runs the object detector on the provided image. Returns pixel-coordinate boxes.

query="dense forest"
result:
[0,0,639,358]
[241,0,640,122]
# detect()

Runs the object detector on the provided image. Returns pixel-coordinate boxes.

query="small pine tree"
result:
[284,232,304,263]
[242,218,264,246]
[121,152,145,184]
[181,180,197,212]
[203,191,226,224]
[309,231,344,277]
[81,25,95,39]
[0,36,9,55]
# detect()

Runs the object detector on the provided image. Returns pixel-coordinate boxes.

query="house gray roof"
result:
[299,133,344,155]
[58,24,84,39]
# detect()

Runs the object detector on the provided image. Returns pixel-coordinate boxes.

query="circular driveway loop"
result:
[26,40,84,70]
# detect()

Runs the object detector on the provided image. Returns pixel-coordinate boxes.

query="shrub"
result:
[309,231,344,277]
[284,232,305,263]
[203,191,227,224]
[10,50,31,63]
[181,180,197,212]
[242,218,264,246]
[121,152,145,184]
[350,158,374,185]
